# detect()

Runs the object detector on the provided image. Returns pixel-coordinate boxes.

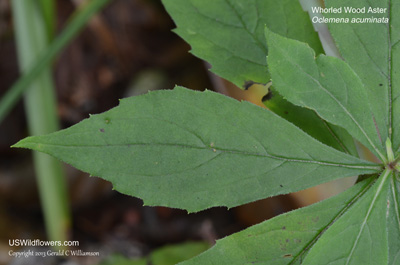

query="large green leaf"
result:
[161,0,322,88]
[325,0,399,152]
[181,171,400,264]
[266,29,386,162]
[179,178,376,264]
[13,87,380,212]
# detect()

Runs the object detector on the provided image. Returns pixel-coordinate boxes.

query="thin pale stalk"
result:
[299,0,342,58]
[11,0,70,245]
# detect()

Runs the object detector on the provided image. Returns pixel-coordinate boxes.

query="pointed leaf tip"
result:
[11,136,35,149]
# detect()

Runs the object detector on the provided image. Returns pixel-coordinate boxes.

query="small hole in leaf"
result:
[99,128,105,133]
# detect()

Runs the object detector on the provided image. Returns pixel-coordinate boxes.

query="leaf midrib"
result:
[345,169,391,265]
[25,141,382,171]
[289,178,377,264]
[223,0,267,54]
[321,115,352,154]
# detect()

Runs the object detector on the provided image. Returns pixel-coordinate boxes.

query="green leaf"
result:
[161,0,322,88]
[164,0,359,159]
[182,171,400,264]
[179,178,376,265]
[264,87,358,156]
[324,0,398,152]
[303,170,392,264]
[265,28,386,162]
[13,87,380,212]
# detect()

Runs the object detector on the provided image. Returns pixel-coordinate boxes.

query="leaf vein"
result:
[224,0,267,53]
[390,176,400,239]
[350,26,388,79]
[345,170,391,265]
[184,0,266,67]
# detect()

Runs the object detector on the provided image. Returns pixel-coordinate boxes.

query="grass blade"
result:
[0,0,110,124]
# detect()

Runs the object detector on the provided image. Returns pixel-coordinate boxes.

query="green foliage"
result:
[13,87,380,212]
[264,86,358,156]
[301,170,393,264]
[266,28,386,161]
[161,0,322,88]
[180,178,376,264]
[162,0,358,158]
[325,0,397,151]
[12,0,400,264]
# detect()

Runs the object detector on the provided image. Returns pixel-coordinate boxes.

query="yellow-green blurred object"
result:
[101,242,210,265]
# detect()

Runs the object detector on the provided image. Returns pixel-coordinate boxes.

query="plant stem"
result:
[11,0,70,245]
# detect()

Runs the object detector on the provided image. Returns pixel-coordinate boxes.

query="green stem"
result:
[11,0,70,245]
[0,0,110,124]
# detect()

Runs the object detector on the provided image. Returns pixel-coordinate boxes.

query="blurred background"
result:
[0,0,355,264]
